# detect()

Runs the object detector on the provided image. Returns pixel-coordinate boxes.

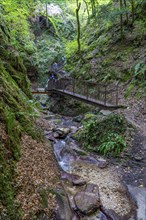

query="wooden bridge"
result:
[31,77,125,110]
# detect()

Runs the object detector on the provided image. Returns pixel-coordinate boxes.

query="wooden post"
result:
[73,79,75,94]
[60,79,61,90]
[98,85,100,100]
[63,80,65,92]
[116,84,119,105]
[104,85,107,105]
[87,84,89,99]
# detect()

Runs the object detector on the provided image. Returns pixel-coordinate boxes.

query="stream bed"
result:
[40,109,140,220]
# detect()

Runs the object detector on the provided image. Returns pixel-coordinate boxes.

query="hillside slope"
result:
[0,13,60,220]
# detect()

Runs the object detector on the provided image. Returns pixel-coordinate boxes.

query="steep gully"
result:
[37,103,145,220]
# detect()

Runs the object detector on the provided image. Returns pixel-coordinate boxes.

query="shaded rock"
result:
[127,185,146,220]
[54,132,60,138]
[61,172,86,186]
[85,183,100,195]
[76,156,108,168]
[40,99,47,106]
[68,195,77,211]
[70,126,78,134]
[77,156,99,164]
[101,208,121,220]
[134,153,144,161]
[73,115,84,123]
[60,146,77,159]
[53,127,70,138]
[71,215,80,220]
[97,159,108,169]
[72,146,88,156]
[74,184,100,215]
[74,191,100,215]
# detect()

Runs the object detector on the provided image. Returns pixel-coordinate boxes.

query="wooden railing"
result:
[47,77,120,106]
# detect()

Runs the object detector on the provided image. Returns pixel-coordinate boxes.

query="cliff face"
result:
[0,14,37,219]
[0,12,60,220]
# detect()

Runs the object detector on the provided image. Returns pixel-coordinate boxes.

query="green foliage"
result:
[4,107,21,160]
[0,10,41,219]
[75,114,127,156]
[0,0,35,50]
[0,143,21,220]
[98,133,126,156]
[125,61,146,97]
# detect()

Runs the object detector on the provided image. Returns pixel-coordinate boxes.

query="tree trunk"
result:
[46,3,48,28]
[123,0,129,25]
[83,0,90,20]
[76,0,81,54]
[120,0,124,40]
[131,0,135,25]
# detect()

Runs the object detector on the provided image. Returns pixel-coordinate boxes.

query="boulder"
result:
[53,127,70,138]
[74,184,100,215]
[74,192,100,215]
[61,172,86,186]
[101,208,121,220]
[73,115,84,123]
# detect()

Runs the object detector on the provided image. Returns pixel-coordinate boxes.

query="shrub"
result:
[75,114,127,156]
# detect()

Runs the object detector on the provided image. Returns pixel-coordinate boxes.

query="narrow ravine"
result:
[39,106,137,220]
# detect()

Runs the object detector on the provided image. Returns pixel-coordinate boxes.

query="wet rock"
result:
[61,172,86,186]
[46,134,56,142]
[101,208,121,220]
[72,146,88,156]
[68,195,77,211]
[54,132,60,138]
[70,126,78,134]
[40,99,47,106]
[74,184,100,215]
[76,156,108,168]
[73,115,84,123]
[74,192,100,215]
[53,127,70,138]
[77,156,99,164]
[127,185,146,220]
[60,146,77,159]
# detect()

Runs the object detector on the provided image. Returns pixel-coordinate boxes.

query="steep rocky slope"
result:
[0,14,60,220]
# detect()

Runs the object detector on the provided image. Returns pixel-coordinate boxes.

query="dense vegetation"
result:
[75,113,131,156]
[0,1,40,219]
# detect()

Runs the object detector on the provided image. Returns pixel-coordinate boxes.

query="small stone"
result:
[72,179,86,186]
[97,160,108,169]
[61,172,86,186]
[53,132,60,138]
[100,110,112,116]
[73,115,84,123]
[134,154,144,161]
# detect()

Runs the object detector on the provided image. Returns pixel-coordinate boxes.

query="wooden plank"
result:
[31,91,49,94]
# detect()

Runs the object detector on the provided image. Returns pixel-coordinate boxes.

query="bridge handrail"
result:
[47,77,120,106]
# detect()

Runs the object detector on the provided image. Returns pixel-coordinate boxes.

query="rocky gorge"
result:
[35,94,146,220]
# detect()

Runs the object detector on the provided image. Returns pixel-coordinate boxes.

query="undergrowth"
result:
[75,114,129,157]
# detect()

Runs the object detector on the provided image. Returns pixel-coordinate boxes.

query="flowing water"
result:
[41,110,138,220]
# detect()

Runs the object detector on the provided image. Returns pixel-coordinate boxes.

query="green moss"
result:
[0,14,41,219]
[0,144,21,220]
